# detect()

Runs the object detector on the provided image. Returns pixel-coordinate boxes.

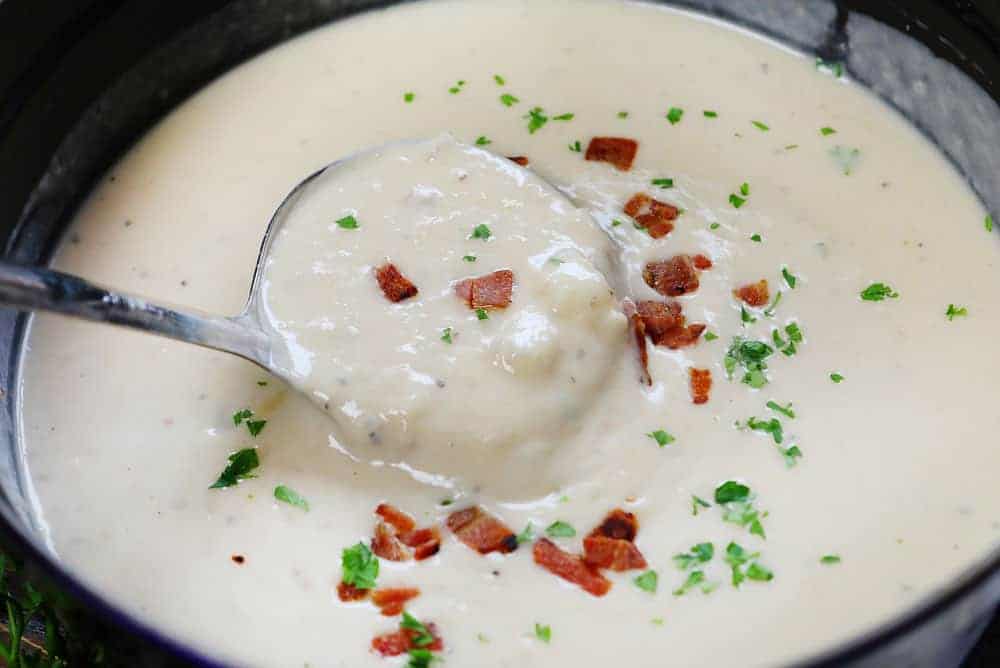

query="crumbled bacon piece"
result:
[585,137,638,171]
[635,300,705,349]
[446,506,518,554]
[734,279,770,307]
[622,299,651,386]
[643,255,699,297]
[533,538,611,597]
[372,522,410,562]
[374,263,419,303]
[376,503,417,534]
[624,193,679,239]
[337,581,369,602]
[454,269,514,309]
[692,254,713,270]
[690,368,712,405]
[371,623,444,657]
[372,587,420,616]
[399,527,442,561]
[582,509,647,571]
[507,155,529,166]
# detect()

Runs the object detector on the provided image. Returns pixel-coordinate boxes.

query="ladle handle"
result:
[0,261,270,367]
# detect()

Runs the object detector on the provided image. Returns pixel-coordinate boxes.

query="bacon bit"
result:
[376,503,417,534]
[582,535,648,571]
[371,623,444,657]
[337,580,369,602]
[374,263,419,303]
[589,508,639,541]
[643,255,699,297]
[624,193,678,239]
[585,137,638,171]
[690,367,712,405]
[622,299,651,386]
[399,527,442,561]
[734,279,770,307]
[454,269,514,309]
[230,554,245,565]
[372,587,420,616]
[533,538,612,597]
[446,506,518,554]
[372,522,410,562]
[507,155,529,166]
[693,253,713,270]
[634,300,705,349]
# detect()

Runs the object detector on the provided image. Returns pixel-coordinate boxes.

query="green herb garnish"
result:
[545,521,576,538]
[401,611,435,648]
[746,416,784,444]
[462,254,476,262]
[525,107,549,133]
[820,555,842,565]
[500,93,520,107]
[724,337,774,388]
[652,178,674,189]
[710,222,721,230]
[987,214,994,232]
[666,107,684,125]
[672,570,715,596]
[618,111,629,119]
[945,304,968,321]
[569,140,582,153]
[750,233,762,243]
[475,135,491,146]
[751,120,770,132]
[704,331,718,342]
[715,482,766,538]
[703,110,718,118]
[816,57,844,77]
[210,448,259,489]
[494,74,505,85]
[274,485,309,510]
[341,542,379,589]
[516,522,535,545]
[691,495,711,516]
[553,113,574,121]
[648,429,675,447]
[335,215,359,230]
[729,194,746,209]
[781,267,798,288]
[634,570,659,593]
[534,623,551,643]
[673,543,714,570]
[441,327,454,344]
[820,126,836,136]
[830,372,845,383]
[860,282,899,301]
[404,92,415,103]
[766,401,795,419]
[476,308,489,321]
[471,224,492,240]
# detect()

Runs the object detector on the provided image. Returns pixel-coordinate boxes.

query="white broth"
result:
[19,1,999,666]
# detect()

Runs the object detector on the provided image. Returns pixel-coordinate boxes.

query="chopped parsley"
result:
[830,372,845,383]
[820,126,836,136]
[745,416,784,444]
[648,429,675,447]
[725,542,774,586]
[691,495,711,516]
[440,327,453,344]
[740,305,756,325]
[475,135,491,146]
[750,233,762,243]
[766,400,795,419]
[233,408,266,437]
[569,140,582,153]
[651,617,665,626]
[820,554,842,565]
[448,80,466,94]
[860,282,899,301]
[703,110,718,118]
[987,214,994,232]
[673,542,714,570]
[666,107,684,125]
[471,223,492,240]
[611,219,623,227]
[724,337,774,388]
[740,182,750,197]
[672,570,715,596]
[651,178,674,189]
[780,445,803,467]
[534,623,551,643]
[945,304,968,321]
[407,648,437,668]
[785,144,799,150]
[476,308,489,321]
[729,193,746,209]
[704,331,718,342]
[830,145,862,175]
[500,93,520,107]
[710,222,721,230]
[403,92,415,103]
[525,107,549,133]
[274,485,309,511]
[553,112,574,121]
[771,322,803,356]
[816,57,844,78]
[516,522,535,545]
[763,290,782,316]
[715,481,766,538]
[545,521,576,538]
[335,215,359,230]
[634,570,659,593]
[462,254,476,262]
[494,74,505,85]
[341,542,379,589]
[781,266,798,288]
[257,380,268,386]
[209,448,259,489]
[618,111,629,119]
[401,612,435,648]
[751,120,770,132]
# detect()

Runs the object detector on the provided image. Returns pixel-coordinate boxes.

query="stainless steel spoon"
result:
[0,166,324,375]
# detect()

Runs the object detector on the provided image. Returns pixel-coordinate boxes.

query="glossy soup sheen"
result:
[19,1,1000,666]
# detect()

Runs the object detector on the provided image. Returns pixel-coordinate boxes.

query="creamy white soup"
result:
[19,1,1000,667]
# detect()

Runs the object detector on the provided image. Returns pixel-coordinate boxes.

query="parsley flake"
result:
[816,57,845,78]
[780,445,803,467]
[210,448,259,489]
[648,429,675,447]
[860,282,899,301]
[471,224,492,240]
[715,482,766,538]
[729,193,746,209]
[703,110,718,118]
[751,120,770,132]
[987,214,994,232]
[274,485,309,510]
[341,542,379,589]
[750,233,762,243]
[673,543,714,570]
[545,521,576,538]
[945,304,968,321]
[569,140,582,153]
[672,570,715,596]
[820,554,842,565]
[233,408,266,437]
[651,178,674,189]
[746,416,784,444]
[441,327,454,344]
[766,400,795,419]
[611,219,623,227]
[500,93,520,107]
[618,111,629,119]
[525,107,549,133]
[534,623,551,643]
[401,612,435,648]
[740,182,750,196]
[403,92,415,103]
[475,135,491,146]
[476,308,489,321]
[634,570,659,593]
[335,215,359,230]
[724,338,774,388]
[763,291,782,317]
[516,522,535,545]
[820,126,836,136]
[494,74,505,85]
[782,267,798,288]
[710,222,721,230]
[666,107,684,125]
[691,495,711,515]
[462,254,476,262]
[704,331,718,342]
[830,372,845,383]
[553,113,574,121]
[448,80,466,94]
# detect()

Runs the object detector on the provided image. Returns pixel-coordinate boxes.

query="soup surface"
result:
[19,1,1000,666]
